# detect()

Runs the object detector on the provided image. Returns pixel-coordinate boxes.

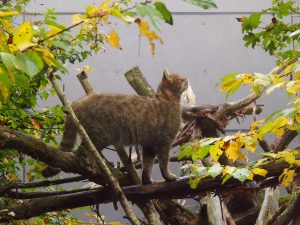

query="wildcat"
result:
[43,70,188,184]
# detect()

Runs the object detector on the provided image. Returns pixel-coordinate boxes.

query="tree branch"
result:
[266,189,300,225]
[0,176,85,196]
[271,130,298,153]
[0,126,81,175]
[0,156,297,223]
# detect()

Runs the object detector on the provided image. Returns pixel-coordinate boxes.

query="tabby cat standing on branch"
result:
[43,70,188,184]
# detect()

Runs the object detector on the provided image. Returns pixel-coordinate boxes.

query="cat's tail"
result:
[42,116,77,177]
[59,116,77,152]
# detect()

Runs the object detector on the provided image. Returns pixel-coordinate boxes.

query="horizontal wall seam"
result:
[23,11,300,16]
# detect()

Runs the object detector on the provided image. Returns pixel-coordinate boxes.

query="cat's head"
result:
[161,69,189,94]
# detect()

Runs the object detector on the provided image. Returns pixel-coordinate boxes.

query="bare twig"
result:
[48,73,141,225]
[7,187,99,199]
[0,176,85,196]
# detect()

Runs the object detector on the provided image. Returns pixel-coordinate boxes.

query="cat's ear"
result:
[163,69,171,82]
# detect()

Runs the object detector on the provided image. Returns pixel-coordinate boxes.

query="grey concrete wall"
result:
[24,1,299,223]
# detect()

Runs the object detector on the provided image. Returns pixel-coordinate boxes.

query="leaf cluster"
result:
[240,0,300,63]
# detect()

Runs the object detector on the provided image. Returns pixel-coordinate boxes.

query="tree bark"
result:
[0,155,297,223]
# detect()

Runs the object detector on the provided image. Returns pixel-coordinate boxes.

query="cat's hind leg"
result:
[142,146,156,184]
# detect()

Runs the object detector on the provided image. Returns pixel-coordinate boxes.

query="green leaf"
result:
[242,13,261,32]
[0,52,17,81]
[154,2,173,25]
[232,168,250,183]
[192,145,210,160]
[45,19,66,30]
[15,50,44,77]
[216,72,239,88]
[182,0,217,9]
[178,144,193,160]
[221,174,232,185]
[189,177,201,189]
[208,163,222,179]
[136,4,163,30]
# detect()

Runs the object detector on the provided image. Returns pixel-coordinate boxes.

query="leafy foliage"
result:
[0,0,217,223]
[180,0,300,189]
[239,0,300,63]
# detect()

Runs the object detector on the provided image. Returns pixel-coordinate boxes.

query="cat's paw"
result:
[142,173,153,185]
[164,173,177,182]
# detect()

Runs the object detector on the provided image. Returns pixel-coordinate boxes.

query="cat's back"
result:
[74,93,161,127]
[72,92,158,116]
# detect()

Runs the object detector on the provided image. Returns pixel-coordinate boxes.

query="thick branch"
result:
[125,66,155,97]
[0,126,80,174]
[266,189,300,225]
[271,130,298,153]
[0,156,297,223]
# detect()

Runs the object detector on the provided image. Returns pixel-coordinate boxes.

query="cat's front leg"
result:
[156,145,177,182]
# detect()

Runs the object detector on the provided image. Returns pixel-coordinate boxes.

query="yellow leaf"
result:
[250,120,263,131]
[276,116,288,128]
[279,168,295,187]
[252,168,268,177]
[238,151,247,161]
[46,25,62,37]
[247,171,254,180]
[0,11,19,17]
[106,29,121,49]
[271,74,285,84]
[286,80,300,95]
[72,14,84,24]
[7,173,18,181]
[0,81,9,100]
[86,6,100,18]
[8,43,18,53]
[210,144,223,162]
[295,69,300,80]
[225,141,242,162]
[220,79,242,93]
[241,73,254,84]
[295,115,300,124]
[245,143,256,152]
[83,65,92,74]
[101,0,113,11]
[283,63,295,75]
[275,127,285,137]
[222,165,235,176]
[286,124,296,130]
[31,119,40,129]
[294,160,300,166]
[13,21,36,51]
[277,151,295,165]
[36,47,55,66]
[135,19,163,55]
[0,18,14,33]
